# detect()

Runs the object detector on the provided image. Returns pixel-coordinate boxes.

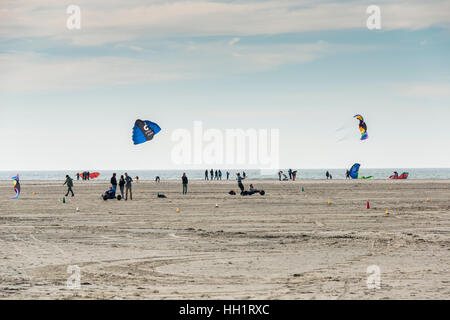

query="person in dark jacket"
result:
[119,175,125,198]
[110,173,117,193]
[182,173,188,194]
[237,173,245,193]
[205,170,209,180]
[64,175,74,197]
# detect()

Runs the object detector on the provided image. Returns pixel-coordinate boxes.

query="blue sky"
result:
[1,0,449,170]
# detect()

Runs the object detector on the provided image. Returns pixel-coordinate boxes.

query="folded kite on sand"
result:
[389,172,409,179]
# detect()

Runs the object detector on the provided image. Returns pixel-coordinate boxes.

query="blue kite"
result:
[349,163,373,179]
[132,119,161,145]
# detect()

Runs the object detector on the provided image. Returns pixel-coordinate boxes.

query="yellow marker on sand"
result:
[176,208,180,213]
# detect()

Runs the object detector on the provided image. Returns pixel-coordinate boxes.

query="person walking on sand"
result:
[119,175,125,199]
[182,173,188,194]
[64,175,74,197]
[346,170,350,179]
[237,173,245,194]
[124,173,133,200]
[210,169,214,180]
[110,173,117,193]
[326,171,330,180]
[205,169,209,180]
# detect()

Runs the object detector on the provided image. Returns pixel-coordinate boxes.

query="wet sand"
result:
[0,179,449,299]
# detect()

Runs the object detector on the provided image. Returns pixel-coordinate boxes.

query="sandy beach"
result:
[0,179,449,299]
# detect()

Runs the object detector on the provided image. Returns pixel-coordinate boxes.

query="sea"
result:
[1,169,450,181]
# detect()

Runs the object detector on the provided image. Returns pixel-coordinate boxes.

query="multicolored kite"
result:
[10,174,20,199]
[354,114,368,140]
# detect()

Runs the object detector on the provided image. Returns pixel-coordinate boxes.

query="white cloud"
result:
[229,37,240,46]
[0,53,188,92]
[394,83,450,98]
[1,0,449,45]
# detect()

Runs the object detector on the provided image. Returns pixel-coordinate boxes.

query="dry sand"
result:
[0,179,449,299]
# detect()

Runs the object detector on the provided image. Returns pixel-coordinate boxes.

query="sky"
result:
[1,0,449,170]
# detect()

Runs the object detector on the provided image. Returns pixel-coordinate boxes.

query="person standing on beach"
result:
[124,173,133,200]
[76,173,79,181]
[215,170,218,180]
[288,169,293,180]
[236,173,245,194]
[110,173,117,193]
[210,169,214,180]
[218,170,222,180]
[243,171,246,179]
[119,175,125,198]
[182,173,188,194]
[292,170,297,181]
[326,171,330,179]
[63,175,74,197]
[205,170,209,180]
[226,171,230,180]
[346,170,350,179]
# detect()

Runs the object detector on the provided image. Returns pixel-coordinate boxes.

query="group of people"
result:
[278,169,297,181]
[64,171,259,199]
[77,171,90,180]
[110,173,134,200]
[326,171,333,179]
[205,169,234,180]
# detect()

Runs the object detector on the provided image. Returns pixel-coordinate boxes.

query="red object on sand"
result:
[389,172,409,179]
[366,200,370,209]
[78,172,100,179]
